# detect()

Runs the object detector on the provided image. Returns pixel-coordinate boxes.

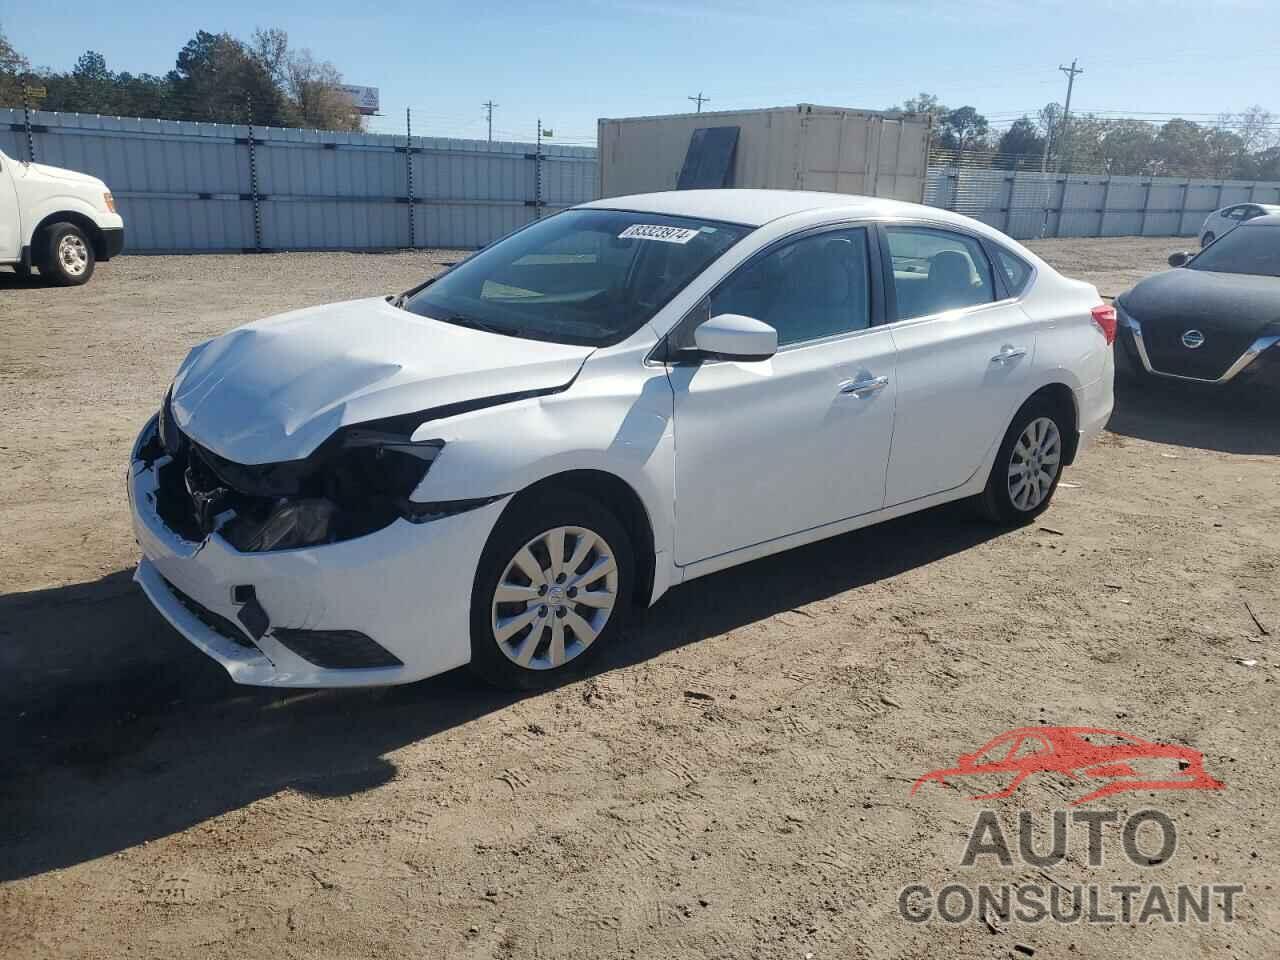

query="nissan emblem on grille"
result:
[1181,329,1206,349]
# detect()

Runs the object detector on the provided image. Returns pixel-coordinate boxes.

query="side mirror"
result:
[1167,251,1192,268]
[693,313,778,361]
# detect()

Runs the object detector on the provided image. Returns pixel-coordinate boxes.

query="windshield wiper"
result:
[439,314,524,338]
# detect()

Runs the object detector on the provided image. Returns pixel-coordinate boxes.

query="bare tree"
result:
[285,49,360,131]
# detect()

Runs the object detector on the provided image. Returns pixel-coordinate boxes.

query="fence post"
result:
[246,96,263,252]
[22,91,36,163]
[1002,173,1014,234]
[1053,174,1066,238]
[534,118,543,220]
[1178,179,1191,237]
[1139,179,1153,237]
[1098,176,1112,238]
[406,108,416,249]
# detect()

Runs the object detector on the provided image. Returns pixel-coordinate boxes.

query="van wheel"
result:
[39,222,96,286]
[469,490,633,690]
[978,397,1067,526]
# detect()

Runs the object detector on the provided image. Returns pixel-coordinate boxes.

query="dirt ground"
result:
[2,237,1277,959]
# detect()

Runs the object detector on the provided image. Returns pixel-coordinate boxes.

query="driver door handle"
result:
[838,375,889,397]
[990,345,1028,364]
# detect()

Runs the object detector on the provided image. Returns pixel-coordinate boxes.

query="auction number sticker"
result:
[619,224,700,244]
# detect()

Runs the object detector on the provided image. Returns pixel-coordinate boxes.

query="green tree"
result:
[1098,120,1157,175]
[938,106,990,152]
[1153,119,1211,177]
[996,117,1045,166]
[169,30,286,125]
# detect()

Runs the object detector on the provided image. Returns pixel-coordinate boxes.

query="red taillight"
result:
[1091,304,1117,345]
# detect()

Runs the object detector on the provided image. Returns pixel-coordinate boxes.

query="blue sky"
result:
[6,0,1279,144]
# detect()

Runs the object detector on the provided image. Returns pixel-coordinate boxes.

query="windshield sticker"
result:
[619,224,700,244]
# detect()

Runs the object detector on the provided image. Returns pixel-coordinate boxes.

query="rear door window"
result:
[884,226,996,321]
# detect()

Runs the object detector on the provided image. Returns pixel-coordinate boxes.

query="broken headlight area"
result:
[149,397,455,551]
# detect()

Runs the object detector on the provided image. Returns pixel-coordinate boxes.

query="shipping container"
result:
[597,104,932,203]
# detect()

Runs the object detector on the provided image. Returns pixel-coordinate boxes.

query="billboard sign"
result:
[339,85,380,116]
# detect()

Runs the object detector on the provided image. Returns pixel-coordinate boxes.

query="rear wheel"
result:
[39,222,96,286]
[469,490,633,690]
[978,398,1067,525]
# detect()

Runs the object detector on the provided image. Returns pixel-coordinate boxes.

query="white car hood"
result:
[23,161,107,190]
[170,297,594,464]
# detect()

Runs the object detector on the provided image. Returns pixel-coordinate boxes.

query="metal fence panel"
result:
[924,165,1280,240]
[1,109,597,252]
[11,108,1280,250]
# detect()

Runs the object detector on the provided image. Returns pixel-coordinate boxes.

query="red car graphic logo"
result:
[911,726,1224,806]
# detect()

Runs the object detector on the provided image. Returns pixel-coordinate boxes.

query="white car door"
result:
[668,225,897,565]
[0,152,21,262]
[880,224,1038,507]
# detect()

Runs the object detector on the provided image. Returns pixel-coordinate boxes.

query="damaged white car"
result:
[129,190,1114,689]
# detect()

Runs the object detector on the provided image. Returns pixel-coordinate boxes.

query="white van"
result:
[0,148,124,285]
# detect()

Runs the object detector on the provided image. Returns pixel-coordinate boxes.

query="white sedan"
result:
[128,191,1115,689]
[1199,202,1280,247]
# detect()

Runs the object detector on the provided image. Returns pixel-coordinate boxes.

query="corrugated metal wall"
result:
[926,167,1280,240]
[0,109,598,252]
[8,108,1280,250]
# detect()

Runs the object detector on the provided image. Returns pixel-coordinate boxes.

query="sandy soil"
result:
[2,238,1278,959]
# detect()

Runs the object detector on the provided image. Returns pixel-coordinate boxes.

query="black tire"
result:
[977,396,1069,526]
[469,489,634,690]
[1201,231,1215,248]
[38,222,96,286]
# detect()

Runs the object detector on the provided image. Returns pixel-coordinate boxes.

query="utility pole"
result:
[1053,58,1083,174]
[688,92,709,113]
[483,100,498,143]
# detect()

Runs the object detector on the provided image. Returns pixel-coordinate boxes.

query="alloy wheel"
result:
[1007,416,1061,511]
[491,525,619,671]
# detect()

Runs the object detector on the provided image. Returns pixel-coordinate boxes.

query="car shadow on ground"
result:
[1107,359,1280,455]
[0,269,52,290]
[1,502,997,883]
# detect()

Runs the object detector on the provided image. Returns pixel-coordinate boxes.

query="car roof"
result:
[1244,212,1280,227]
[579,188,982,230]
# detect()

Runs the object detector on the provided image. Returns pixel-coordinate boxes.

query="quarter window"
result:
[991,246,1033,296]
[885,226,996,320]
[709,228,872,347]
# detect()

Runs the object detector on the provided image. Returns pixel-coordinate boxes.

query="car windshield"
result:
[402,209,751,346]
[1190,224,1280,277]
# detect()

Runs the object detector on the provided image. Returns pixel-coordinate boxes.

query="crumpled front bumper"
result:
[128,418,507,687]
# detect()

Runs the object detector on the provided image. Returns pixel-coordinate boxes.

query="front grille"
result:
[1142,323,1256,381]
[162,577,257,649]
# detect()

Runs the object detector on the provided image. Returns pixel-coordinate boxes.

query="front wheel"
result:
[469,490,633,690]
[978,398,1067,525]
[39,222,96,286]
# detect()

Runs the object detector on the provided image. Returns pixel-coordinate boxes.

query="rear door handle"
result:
[838,375,889,397]
[990,346,1028,364]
